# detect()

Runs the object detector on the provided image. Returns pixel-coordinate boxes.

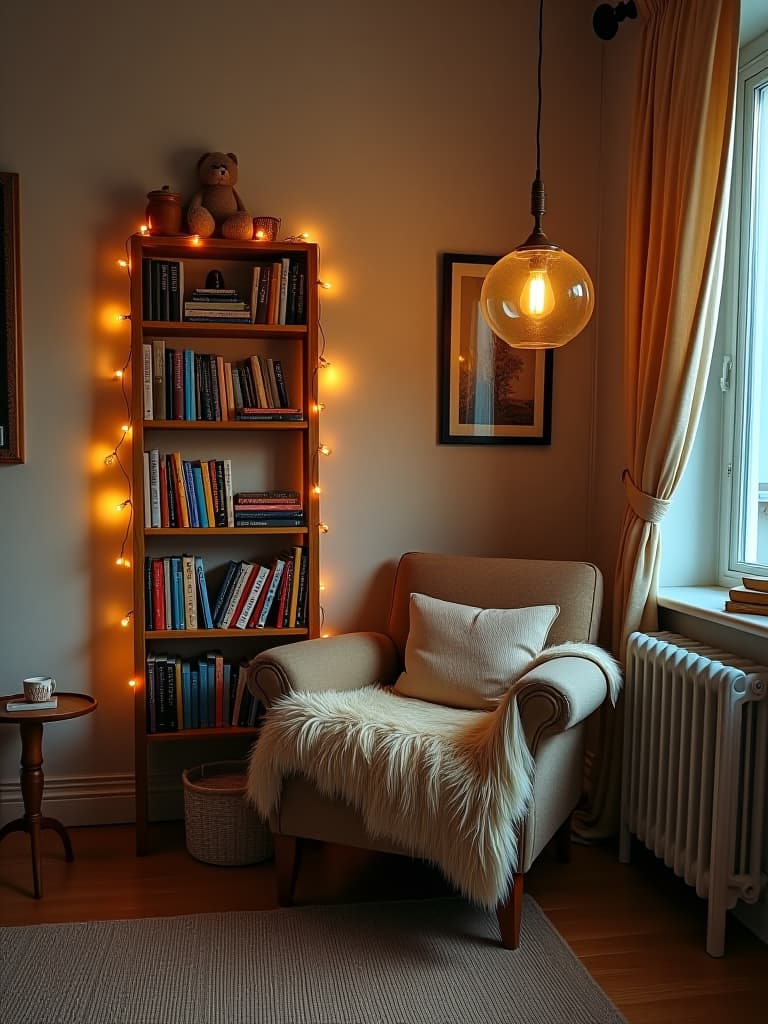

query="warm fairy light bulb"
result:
[313,484,322,495]
[114,369,124,379]
[319,443,332,456]
[120,424,130,434]
[319,522,329,533]
[318,356,332,369]
[191,234,201,246]
[318,280,331,290]
[117,258,129,269]
[321,632,331,638]
[312,402,326,413]
[255,229,265,240]
[139,225,149,235]
[121,615,131,627]
[319,583,326,591]
[116,313,131,322]
[115,556,125,566]
[128,678,137,687]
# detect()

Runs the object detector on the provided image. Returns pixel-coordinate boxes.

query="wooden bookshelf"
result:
[129,233,320,854]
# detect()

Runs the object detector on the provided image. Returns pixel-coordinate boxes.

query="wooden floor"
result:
[0,823,766,1023]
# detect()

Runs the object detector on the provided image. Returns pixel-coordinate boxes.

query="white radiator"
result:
[620,631,768,957]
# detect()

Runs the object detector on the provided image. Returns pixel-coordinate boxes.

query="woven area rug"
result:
[0,896,626,1024]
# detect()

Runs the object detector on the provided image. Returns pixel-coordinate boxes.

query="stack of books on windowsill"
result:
[724,576,768,617]
[184,288,251,324]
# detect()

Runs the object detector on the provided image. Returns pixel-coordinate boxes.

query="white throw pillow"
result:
[393,592,560,710]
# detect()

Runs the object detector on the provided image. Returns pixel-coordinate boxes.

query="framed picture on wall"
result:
[0,171,23,464]
[439,253,552,445]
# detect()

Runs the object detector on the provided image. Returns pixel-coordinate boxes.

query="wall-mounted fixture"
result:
[593,1,638,41]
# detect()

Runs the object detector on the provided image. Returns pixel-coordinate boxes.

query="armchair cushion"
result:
[392,593,560,710]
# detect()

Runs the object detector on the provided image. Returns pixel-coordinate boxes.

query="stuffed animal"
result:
[186,152,254,239]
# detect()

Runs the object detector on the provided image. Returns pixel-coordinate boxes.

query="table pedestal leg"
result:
[0,721,76,898]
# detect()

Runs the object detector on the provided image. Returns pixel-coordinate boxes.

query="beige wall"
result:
[0,0,610,822]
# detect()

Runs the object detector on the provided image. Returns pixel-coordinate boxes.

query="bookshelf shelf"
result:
[129,233,320,854]
[146,627,309,639]
[141,321,307,340]
[146,725,261,743]
[143,419,308,431]
[145,527,309,536]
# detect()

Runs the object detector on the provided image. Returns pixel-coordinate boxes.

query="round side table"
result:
[0,691,97,898]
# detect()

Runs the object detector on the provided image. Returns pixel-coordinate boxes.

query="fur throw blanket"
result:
[247,643,621,907]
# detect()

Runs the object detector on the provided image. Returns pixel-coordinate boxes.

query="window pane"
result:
[740,81,768,565]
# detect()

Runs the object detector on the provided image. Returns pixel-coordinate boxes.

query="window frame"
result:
[718,29,768,585]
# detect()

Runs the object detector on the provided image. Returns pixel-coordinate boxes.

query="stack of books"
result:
[724,576,768,617]
[184,287,251,324]
[233,490,305,528]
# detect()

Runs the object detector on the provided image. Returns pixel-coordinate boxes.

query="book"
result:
[271,359,291,407]
[234,564,270,628]
[728,585,768,606]
[142,343,153,419]
[6,697,58,711]
[151,339,166,419]
[724,600,768,617]
[183,301,248,311]
[168,261,183,321]
[182,554,197,629]
[195,556,214,628]
[278,256,291,324]
[741,576,768,594]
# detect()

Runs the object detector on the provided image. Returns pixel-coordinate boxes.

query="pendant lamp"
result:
[480,0,595,350]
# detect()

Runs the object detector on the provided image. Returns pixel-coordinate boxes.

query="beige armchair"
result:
[246,552,608,949]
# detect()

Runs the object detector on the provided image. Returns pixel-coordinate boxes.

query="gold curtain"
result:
[580,0,740,837]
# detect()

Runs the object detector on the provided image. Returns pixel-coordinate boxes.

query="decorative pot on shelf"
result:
[145,186,183,236]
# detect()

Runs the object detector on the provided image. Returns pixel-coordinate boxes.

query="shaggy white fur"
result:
[247,643,622,907]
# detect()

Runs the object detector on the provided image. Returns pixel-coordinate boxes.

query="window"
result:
[719,31,768,582]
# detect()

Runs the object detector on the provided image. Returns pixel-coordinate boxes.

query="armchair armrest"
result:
[246,631,400,708]
[516,656,610,752]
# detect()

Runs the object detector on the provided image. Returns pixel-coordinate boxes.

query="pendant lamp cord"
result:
[536,0,543,180]
[528,0,547,239]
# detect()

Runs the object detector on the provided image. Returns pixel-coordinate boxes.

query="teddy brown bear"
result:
[186,152,254,239]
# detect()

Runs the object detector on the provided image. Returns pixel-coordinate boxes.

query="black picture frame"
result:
[0,171,23,464]
[439,253,552,445]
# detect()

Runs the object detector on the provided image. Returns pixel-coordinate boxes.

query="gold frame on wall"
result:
[0,171,23,464]
[439,253,552,445]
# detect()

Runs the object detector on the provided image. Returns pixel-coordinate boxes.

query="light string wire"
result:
[107,235,135,577]
[314,244,329,633]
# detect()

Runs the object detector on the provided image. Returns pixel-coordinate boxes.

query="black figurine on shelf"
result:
[206,269,226,290]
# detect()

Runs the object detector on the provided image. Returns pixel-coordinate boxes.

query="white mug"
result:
[23,676,56,703]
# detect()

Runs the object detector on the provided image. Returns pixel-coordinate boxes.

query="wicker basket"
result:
[182,761,273,866]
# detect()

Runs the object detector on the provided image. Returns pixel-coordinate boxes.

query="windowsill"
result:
[658,585,768,640]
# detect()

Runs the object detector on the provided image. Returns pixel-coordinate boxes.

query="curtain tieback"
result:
[622,470,670,524]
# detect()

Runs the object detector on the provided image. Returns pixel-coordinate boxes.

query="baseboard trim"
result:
[0,772,184,827]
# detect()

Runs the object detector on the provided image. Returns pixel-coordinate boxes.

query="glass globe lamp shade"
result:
[480,245,595,350]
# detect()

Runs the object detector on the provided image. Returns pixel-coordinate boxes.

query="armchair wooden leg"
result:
[496,872,523,949]
[274,834,301,906]
[554,813,573,863]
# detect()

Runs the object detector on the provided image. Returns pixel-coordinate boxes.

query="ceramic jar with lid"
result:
[145,186,183,236]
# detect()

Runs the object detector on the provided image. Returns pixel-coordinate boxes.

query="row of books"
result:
[141,339,299,422]
[724,575,768,616]
[141,258,307,325]
[142,259,184,321]
[144,545,309,632]
[145,654,260,733]
[144,452,232,529]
